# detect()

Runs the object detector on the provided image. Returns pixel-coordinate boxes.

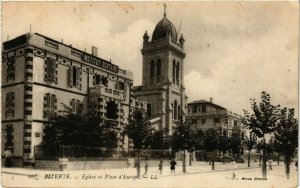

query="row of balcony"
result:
[89,85,124,99]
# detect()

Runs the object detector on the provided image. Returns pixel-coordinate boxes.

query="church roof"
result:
[152,17,178,41]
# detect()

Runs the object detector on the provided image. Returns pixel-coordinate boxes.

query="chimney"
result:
[210,97,213,103]
[92,46,98,57]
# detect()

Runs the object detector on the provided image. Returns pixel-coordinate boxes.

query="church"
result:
[133,9,188,135]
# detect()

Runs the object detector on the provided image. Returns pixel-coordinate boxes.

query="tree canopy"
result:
[124,108,154,150]
[42,103,117,148]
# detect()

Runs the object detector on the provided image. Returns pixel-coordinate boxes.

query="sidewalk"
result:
[1,161,271,177]
[2,162,296,188]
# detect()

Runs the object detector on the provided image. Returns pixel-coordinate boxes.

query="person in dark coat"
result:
[143,157,149,177]
[159,160,163,175]
[170,159,177,173]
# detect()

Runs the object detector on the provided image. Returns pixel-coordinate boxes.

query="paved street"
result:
[1,161,298,188]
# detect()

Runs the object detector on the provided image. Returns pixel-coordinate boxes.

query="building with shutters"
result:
[1,33,146,165]
[187,98,245,138]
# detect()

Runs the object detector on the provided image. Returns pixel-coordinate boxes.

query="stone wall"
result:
[35,160,60,170]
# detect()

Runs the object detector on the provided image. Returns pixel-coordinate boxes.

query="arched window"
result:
[171,103,174,119]
[150,60,155,78]
[178,105,181,120]
[156,59,161,77]
[176,62,180,85]
[174,100,178,120]
[173,60,176,84]
[106,101,118,119]
[147,103,152,118]
[223,130,227,137]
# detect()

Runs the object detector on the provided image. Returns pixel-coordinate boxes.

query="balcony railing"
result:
[105,88,112,94]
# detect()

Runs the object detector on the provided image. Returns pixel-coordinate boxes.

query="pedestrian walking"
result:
[4,148,13,168]
[231,159,237,179]
[143,157,149,177]
[170,159,177,173]
[268,159,273,170]
[159,160,163,175]
[295,160,298,171]
[135,159,140,177]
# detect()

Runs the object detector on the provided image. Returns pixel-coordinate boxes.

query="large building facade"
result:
[133,13,188,134]
[187,98,245,138]
[1,33,146,164]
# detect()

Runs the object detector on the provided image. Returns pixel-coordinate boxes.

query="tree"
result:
[256,140,264,167]
[242,91,279,178]
[124,108,154,177]
[203,128,220,170]
[147,127,170,150]
[195,129,205,151]
[273,139,282,165]
[218,130,231,164]
[42,103,118,153]
[171,120,196,173]
[243,134,257,167]
[274,107,298,179]
[230,132,243,158]
[265,138,275,160]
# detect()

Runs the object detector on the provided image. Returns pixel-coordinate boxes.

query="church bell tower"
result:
[133,5,187,134]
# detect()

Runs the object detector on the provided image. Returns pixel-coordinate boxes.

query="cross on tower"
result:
[164,3,167,18]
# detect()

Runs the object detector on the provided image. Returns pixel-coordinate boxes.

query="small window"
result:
[119,81,125,90]
[214,117,220,123]
[5,125,14,149]
[6,57,15,81]
[147,104,152,118]
[44,93,57,117]
[156,59,161,77]
[106,101,118,119]
[192,105,197,113]
[69,66,81,89]
[192,119,197,124]
[102,76,108,87]
[150,60,155,78]
[202,106,207,113]
[173,61,176,84]
[201,119,206,124]
[234,120,238,127]
[176,62,180,85]
[45,57,56,82]
[95,74,101,85]
[5,92,15,117]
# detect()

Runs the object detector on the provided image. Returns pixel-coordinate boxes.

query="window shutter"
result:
[73,99,76,113]
[69,66,73,87]
[54,62,58,84]
[43,94,47,118]
[76,99,82,114]
[11,93,15,107]
[53,94,57,110]
[44,58,48,82]
[78,69,82,90]
[93,74,96,86]
[75,68,80,88]
[5,94,8,108]
[69,99,72,112]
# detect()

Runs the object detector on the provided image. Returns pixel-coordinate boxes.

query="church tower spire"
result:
[164,3,167,18]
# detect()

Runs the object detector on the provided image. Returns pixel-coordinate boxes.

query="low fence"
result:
[34,145,174,160]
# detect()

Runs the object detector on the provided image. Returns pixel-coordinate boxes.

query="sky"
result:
[2,1,299,115]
